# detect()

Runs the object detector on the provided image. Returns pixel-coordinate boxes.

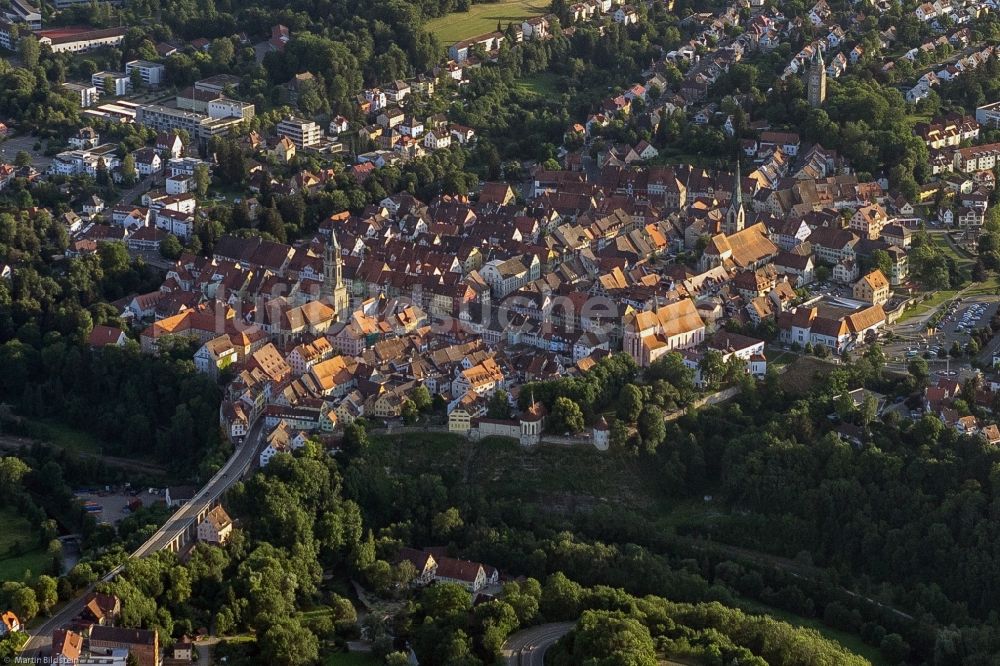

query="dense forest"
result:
[9,441,881,666]
[0,207,226,476]
[339,346,1000,665]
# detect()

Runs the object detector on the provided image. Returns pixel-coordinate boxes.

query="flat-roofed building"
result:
[125,59,166,87]
[0,17,17,49]
[63,81,99,108]
[208,97,255,121]
[136,103,243,145]
[92,103,137,121]
[92,71,130,96]
[8,0,40,29]
[976,101,1000,129]
[276,116,322,148]
[194,73,242,94]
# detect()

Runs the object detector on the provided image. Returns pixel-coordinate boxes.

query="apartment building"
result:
[954,142,1000,173]
[0,17,15,50]
[92,71,131,96]
[135,104,244,144]
[51,144,121,177]
[975,101,1000,129]
[62,82,99,108]
[276,116,322,148]
[125,59,166,87]
[7,0,41,29]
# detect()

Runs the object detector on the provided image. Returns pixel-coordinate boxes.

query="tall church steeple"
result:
[808,46,827,108]
[724,159,745,235]
[322,231,350,318]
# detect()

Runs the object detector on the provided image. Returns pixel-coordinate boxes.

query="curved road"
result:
[502,622,574,666]
[17,418,268,662]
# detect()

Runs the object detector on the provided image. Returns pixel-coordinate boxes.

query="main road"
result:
[502,623,574,666]
[17,417,268,662]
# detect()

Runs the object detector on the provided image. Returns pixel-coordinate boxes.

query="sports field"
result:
[426,0,548,44]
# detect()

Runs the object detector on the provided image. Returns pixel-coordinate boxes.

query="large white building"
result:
[0,18,16,50]
[7,0,40,29]
[125,60,166,87]
[207,97,255,121]
[136,104,244,145]
[480,257,531,297]
[37,26,126,53]
[275,116,322,148]
[51,143,121,177]
[92,71,131,97]
[62,82,99,108]
[166,156,209,177]
[154,208,195,239]
[976,101,1000,129]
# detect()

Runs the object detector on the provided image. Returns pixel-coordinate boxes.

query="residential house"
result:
[197,505,234,545]
[88,325,128,349]
[434,556,489,591]
[80,593,121,627]
[89,626,160,666]
[396,547,438,585]
[0,611,20,636]
[850,203,889,239]
[52,629,83,666]
[853,269,891,305]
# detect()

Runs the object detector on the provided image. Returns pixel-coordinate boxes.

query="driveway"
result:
[195,636,219,666]
[117,174,157,206]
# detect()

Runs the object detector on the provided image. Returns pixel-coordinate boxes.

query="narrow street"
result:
[116,174,157,207]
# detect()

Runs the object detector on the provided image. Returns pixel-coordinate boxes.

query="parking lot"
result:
[0,134,53,169]
[74,488,162,525]
[936,300,998,338]
[807,281,853,300]
[899,298,998,359]
[882,294,1000,376]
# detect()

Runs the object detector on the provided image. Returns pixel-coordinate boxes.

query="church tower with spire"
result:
[724,160,745,235]
[322,231,350,318]
[808,46,827,108]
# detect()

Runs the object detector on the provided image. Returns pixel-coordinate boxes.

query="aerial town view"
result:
[3,0,1000,663]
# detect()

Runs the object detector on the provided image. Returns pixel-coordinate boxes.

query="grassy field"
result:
[0,508,48,583]
[899,289,959,323]
[903,111,933,126]
[737,599,888,666]
[469,436,665,511]
[934,235,974,265]
[765,346,799,371]
[515,72,564,97]
[425,0,548,43]
[964,277,1000,296]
